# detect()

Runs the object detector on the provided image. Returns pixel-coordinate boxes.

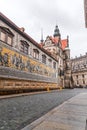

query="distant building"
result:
[71,53,87,87]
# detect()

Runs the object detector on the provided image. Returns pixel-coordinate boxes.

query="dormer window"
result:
[20,40,29,55]
[33,49,39,59]
[0,26,14,46]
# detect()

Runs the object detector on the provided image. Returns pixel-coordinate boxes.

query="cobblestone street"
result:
[0,89,87,130]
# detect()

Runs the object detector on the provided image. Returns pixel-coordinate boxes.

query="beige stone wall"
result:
[72,72,87,87]
[0,78,58,91]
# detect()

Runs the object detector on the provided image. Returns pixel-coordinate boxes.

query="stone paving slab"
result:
[22,93,87,130]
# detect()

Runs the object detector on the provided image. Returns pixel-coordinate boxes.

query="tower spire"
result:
[53,25,61,37]
[67,35,69,47]
[40,28,44,43]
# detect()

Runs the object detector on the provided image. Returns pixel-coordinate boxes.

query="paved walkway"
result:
[22,93,87,130]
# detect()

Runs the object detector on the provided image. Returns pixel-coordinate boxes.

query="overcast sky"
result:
[0,0,87,58]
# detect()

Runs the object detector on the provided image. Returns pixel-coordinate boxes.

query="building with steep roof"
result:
[41,25,71,88]
[42,24,87,88]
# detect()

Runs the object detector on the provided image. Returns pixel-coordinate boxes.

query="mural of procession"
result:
[0,46,56,78]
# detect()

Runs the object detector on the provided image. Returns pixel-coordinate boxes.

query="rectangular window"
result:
[76,75,78,79]
[24,45,28,54]
[83,80,85,84]
[0,27,14,46]
[7,35,12,45]
[77,80,79,84]
[42,55,46,64]
[33,51,36,58]
[82,74,84,78]
[33,49,39,59]
[53,62,56,69]
[1,31,6,42]
[48,59,52,67]
[20,41,29,55]
[20,43,24,52]
[36,53,39,59]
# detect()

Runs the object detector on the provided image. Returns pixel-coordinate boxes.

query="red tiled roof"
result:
[61,39,68,50]
[39,42,44,48]
[49,36,59,44]
[49,36,68,50]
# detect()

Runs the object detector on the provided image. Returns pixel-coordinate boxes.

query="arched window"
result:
[20,40,29,55]
[33,49,39,59]
[42,54,46,64]
[48,58,52,67]
[53,62,56,69]
[0,26,14,46]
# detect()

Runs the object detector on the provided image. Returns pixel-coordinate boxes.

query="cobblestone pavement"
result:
[0,88,87,130]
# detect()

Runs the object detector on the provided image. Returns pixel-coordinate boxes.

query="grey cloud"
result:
[0,0,87,57]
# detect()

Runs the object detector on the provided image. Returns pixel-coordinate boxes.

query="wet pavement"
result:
[0,88,87,130]
[22,92,87,130]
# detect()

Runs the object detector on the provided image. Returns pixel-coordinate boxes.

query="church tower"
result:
[53,25,61,37]
[40,28,44,43]
[63,36,72,88]
[43,25,71,88]
[53,25,61,48]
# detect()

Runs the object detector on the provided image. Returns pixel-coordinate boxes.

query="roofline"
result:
[71,54,87,61]
[0,12,58,62]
